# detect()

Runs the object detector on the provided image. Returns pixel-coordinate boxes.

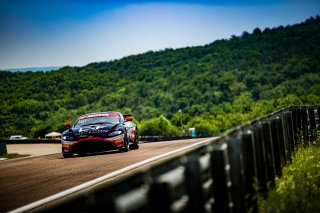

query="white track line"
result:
[10,137,216,213]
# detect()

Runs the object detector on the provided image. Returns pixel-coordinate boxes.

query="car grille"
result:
[72,140,116,153]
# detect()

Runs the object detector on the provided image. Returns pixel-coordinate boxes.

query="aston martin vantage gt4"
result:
[61,111,139,158]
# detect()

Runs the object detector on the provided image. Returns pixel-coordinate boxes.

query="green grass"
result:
[0,153,30,159]
[258,133,320,213]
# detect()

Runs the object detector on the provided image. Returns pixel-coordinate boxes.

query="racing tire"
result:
[63,153,74,158]
[118,135,129,152]
[130,135,139,150]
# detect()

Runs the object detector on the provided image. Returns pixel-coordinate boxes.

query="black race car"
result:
[61,111,139,158]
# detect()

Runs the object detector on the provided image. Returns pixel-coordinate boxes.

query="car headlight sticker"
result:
[62,136,74,141]
[108,130,122,137]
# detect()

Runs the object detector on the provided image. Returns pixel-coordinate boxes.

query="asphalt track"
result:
[0,138,209,212]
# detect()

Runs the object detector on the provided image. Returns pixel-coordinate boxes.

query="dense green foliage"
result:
[0,16,319,138]
[258,132,320,212]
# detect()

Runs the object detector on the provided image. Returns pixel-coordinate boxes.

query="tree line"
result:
[0,16,319,139]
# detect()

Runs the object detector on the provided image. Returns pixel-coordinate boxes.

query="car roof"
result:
[80,111,121,117]
[77,112,123,120]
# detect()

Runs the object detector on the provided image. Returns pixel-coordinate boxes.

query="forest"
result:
[0,16,319,139]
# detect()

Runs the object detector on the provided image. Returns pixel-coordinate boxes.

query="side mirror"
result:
[125,115,133,121]
[64,122,72,128]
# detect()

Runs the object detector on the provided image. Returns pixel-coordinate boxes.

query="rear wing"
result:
[123,114,133,121]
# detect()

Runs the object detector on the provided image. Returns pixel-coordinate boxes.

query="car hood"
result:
[63,123,121,139]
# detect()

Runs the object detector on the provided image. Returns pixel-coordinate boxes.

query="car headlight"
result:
[108,131,122,137]
[62,136,74,141]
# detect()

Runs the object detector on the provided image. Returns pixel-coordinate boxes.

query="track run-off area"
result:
[0,138,212,212]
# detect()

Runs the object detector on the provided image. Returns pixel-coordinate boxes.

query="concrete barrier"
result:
[0,141,7,155]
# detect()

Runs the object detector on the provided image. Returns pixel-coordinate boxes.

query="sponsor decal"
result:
[62,144,71,150]
[114,138,124,144]
[80,129,109,134]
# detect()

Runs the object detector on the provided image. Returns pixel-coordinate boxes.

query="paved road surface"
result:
[0,138,210,212]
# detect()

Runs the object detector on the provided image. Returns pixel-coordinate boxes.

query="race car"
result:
[61,111,139,158]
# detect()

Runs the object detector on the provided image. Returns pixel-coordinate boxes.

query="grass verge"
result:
[0,153,30,159]
[258,133,320,212]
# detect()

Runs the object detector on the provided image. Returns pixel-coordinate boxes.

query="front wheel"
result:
[118,135,129,152]
[130,135,139,150]
[63,153,74,158]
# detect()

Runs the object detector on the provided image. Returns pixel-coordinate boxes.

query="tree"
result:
[140,116,180,136]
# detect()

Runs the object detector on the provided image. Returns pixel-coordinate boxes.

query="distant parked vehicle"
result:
[9,135,28,140]
[45,132,61,140]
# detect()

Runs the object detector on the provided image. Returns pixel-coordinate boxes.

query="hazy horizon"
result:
[1,0,319,70]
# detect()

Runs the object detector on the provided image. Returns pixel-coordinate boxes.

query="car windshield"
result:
[74,116,120,127]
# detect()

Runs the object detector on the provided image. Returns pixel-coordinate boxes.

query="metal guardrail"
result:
[11,105,320,213]
[0,141,7,155]
[4,140,60,144]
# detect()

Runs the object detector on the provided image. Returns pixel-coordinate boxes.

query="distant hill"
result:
[2,66,62,72]
[0,16,319,138]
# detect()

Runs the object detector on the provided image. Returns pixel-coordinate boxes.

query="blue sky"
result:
[0,0,319,69]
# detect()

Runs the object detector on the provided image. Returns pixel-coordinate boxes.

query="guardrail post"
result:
[252,124,268,194]
[0,141,7,155]
[301,106,309,144]
[226,136,246,213]
[275,116,287,167]
[211,143,233,213]
[149,183,172,213]
[290,106,298,143]
[316,107,320,130]
[270,117,283,177]
[286,111,296,152]
[261,121,276,189]
[185,155,205,213]
[281,112,293,162]
[240,130,257,212]
[296,106,303,143]
[308,107,316,142]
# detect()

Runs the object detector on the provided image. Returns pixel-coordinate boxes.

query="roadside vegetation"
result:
[258,132,320,212]
[0,16,319,138]
[0,153,30,159]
